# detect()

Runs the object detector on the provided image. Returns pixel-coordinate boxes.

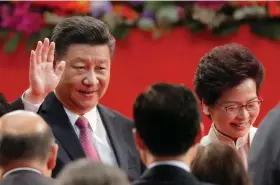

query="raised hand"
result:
[25,38,66,104]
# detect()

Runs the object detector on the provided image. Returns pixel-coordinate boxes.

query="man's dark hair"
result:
[191,142,252,185]
[0,126,55,166]
[57,159,130,185]
[51,16,115,60]
[0,93,12,117]
[133,82,201,157]
[193,43,264,106]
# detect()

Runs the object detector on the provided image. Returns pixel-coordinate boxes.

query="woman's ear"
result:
[202,100,209,115]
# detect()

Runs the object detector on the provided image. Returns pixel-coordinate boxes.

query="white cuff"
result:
[21,91,43,113]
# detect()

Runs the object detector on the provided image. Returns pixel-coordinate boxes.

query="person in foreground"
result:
[56,159,130,185]
[0,110,57,185]
[132,82,214,185]
[248,103,280,185]
[191,142,252,185]
[11,16,143,180]
[193,43,264,168]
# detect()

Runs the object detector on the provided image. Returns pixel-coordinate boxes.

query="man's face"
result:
[56,44,111,114]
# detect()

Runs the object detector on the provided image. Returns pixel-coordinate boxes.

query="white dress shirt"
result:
[64,106,117,165]
[3,167,41,179]
[21,92,118,166]
[21,93,42,112]
[200,123,257,169]
[148,160,191,172]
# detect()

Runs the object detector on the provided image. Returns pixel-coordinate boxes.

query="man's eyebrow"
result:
[69,57,85,63]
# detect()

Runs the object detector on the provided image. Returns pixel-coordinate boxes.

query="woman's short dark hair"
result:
[193,43,264,106]
[191,142,252,185]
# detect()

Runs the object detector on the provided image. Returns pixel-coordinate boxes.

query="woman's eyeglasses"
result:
[217,98,263,115]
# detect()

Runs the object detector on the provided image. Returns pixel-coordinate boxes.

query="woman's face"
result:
[207,78,261,140]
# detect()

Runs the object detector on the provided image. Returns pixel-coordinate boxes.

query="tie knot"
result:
[75,116,89,129]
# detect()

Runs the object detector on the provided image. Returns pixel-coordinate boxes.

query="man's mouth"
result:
[78,90,96,96]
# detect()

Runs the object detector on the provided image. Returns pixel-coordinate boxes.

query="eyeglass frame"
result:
[216,97,263,115]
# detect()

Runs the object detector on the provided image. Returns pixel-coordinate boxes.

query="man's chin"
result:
[78,102,98,111]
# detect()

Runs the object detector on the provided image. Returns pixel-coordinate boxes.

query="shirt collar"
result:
[3,167,41,179]
[53,90,98,132]
[210,123,250,148]
[64,106,98,132]
[148,160,191,172]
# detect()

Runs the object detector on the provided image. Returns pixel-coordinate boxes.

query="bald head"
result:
[0,111,55,166]
[0,110,49,135]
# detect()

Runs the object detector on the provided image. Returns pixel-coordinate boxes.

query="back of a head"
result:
[133,82,201,157]
[51,15,115,59]
[191,142,251,185]
[56,159,130,185]
[0,93,12,117]
[0,111,55,166]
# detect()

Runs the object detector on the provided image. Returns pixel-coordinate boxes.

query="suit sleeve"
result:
[270,153,280,185]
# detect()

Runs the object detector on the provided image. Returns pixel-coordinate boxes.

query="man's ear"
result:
[47,143,58,170]
[133,128,145,151]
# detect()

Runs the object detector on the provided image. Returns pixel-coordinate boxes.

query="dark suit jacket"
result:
[132,164,213,185]
[248,103,280,185]
[0,170,54,185]
[11,92,143,181]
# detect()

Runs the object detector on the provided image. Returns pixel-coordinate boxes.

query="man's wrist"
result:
[24,88,45,104]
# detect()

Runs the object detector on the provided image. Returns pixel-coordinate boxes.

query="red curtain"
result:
[1,26,280,132]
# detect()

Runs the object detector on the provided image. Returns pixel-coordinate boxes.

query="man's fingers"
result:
[55,61,66,77]
[30,50,37,76]
[35,41,43,64]
[42,38,50,62]
[47,42,55,63]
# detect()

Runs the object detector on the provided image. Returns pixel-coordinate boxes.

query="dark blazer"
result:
[0,170,54,185]
[132,164,213,185]
[11,92,143,181]
[248,103,280,185]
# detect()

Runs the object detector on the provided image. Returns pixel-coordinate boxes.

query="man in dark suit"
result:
[0,110,57,185]
[248,103,280,185]
[132,82,212,185]
[11,16,142,180]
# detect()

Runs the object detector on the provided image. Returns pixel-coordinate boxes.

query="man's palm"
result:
[29,38,65,98]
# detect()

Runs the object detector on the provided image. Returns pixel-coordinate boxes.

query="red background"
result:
[1,26,279,132]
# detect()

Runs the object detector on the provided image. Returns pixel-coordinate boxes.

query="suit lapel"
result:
[39,92,86,160]
[97,105,128,171]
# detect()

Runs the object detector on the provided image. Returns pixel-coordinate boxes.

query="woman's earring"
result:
[203,105,209,115]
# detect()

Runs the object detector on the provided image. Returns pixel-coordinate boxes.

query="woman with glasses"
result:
[193,43,264,168]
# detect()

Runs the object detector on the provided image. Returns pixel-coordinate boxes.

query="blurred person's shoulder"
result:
[252,103,280,143]
[0,171,55,185]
